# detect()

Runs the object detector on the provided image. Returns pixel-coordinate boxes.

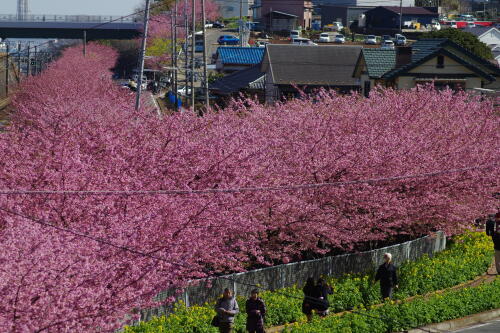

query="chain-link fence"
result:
[142,231,446,321]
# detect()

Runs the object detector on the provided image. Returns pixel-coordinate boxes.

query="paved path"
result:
[453,319,500,332]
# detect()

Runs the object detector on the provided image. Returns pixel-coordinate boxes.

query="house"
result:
[320,5,374,27]
[215,0,255,19]
[261,44,362,103]
[209,65,266,104]
[353,39,500,96]
[257,0,314,30]
[215,47,265,73]
[364,6,438,31]
[318,0,414,6]
[463,26,500,63]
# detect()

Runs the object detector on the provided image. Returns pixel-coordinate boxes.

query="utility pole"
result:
[83,30,87,56]
[4,43,9,96]
[33,45,37,75]
[202,0,209,109]
[190,0,196,109]
[135,0,151,111]
[26,41,31,76]
[399,0,403,34]
[184,0,188,106]
[170,8,177,111]
[239,0,243,47]
[174,1,178,111]
[17,43,21,79]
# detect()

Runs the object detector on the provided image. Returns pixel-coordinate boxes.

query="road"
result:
[453,319,500,332]
[175,28,237,94]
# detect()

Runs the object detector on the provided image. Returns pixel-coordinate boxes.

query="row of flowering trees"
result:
[0,43,499,332]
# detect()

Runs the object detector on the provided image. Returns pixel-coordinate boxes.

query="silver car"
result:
[364,35,377,45]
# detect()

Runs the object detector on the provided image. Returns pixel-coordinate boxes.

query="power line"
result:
[0,165,496,196]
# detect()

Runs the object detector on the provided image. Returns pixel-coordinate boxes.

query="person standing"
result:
[301,277,318,322]
[492,213,500,275]
[246,289,266,333]
[374,253,398,300]
[215,288,239,333]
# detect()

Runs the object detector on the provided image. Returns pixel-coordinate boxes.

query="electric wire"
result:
[0,164,495,196]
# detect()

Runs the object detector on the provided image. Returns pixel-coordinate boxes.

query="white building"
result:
[464,26,500,63]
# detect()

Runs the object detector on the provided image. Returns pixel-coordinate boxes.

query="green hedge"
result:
[286,277,500,332]
[124,232,493,333]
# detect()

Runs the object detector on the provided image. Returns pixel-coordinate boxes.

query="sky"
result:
[3,0,144,16]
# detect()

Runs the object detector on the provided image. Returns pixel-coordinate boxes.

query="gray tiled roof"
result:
[265,44,362,86]
[463,26,497,38]
[362,49,396,78]
[210,66,265,95]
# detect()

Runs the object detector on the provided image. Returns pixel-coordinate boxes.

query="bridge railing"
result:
[0,14,138,23]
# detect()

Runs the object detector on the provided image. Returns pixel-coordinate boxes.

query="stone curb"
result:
[403,307,500,333]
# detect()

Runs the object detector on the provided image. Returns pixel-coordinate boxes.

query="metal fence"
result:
[142,231,446,321]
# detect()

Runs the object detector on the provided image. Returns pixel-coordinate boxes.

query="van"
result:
[290,30,300,40]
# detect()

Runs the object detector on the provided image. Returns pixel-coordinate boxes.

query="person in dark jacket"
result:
[486,214,496,236]
[301,277,318,322]
[315,278,333,317]
[246,289,266,333]
[374,253,398,300]
[492,213,500,275]
[215,288,239,333]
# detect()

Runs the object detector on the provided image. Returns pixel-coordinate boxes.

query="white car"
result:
[334,34,345,43]
[319,33,332,43]
[292,38,317,46]
[395,35,407,46]
[177,86,192,97]
[381,40,395,49]
[364,35,377,45]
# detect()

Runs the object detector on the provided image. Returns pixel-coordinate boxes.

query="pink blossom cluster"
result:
[0,43,499,331]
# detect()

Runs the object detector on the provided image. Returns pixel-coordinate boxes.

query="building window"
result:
[436,55,444,68]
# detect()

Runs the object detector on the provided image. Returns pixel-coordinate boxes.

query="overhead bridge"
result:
[0,14,142,40]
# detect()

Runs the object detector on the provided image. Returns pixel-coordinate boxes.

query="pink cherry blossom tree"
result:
[0,43,499,332]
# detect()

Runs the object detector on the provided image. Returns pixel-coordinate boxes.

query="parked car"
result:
[255,40,269,48]
[204,22,213,28]
[364,35,377,45]
[450,21,458,29]
[319,32,333,43]
[382,35,392,42]
[177,86,192,97]
[381,40,395,49]
[395,35,407,46]
[334,34,345,43]
[212,21,225,28]
[292,37,317,46]
[466,22,476,28]
[290,29,301,40]
[217,35,239,45]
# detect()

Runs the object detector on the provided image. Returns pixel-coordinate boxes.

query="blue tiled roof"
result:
[216,47,265,65]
